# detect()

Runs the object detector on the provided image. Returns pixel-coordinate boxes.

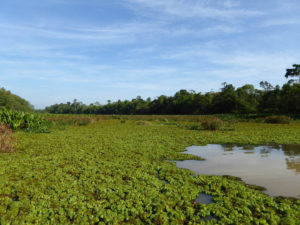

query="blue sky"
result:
[0,0,300,109]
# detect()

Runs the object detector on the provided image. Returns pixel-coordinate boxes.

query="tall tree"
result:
[0,87,33,112]
[285,64,300,82]
[211,83,238,114]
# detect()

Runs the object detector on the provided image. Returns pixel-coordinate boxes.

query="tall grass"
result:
[0,124,15,152]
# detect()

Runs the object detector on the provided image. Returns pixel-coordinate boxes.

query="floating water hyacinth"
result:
[0,117,299,224]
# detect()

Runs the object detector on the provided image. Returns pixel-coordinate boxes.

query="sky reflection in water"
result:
[176,144,300,198]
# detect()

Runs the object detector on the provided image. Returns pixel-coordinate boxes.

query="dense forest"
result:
[0,65,298,115]
[44,65,300,115]
[44,81,300,115]
[0,88,33,112]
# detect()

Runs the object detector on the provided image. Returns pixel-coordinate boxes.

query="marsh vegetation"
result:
[0,113,300,224]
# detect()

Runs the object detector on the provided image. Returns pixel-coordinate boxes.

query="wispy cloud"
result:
[0,22,153,43]
[126,0,263,19]
[260,18,300,27]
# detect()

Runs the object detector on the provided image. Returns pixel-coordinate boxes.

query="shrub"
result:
[201,117,224,130]
[0,124,15,152]
[0,109,48,131]
[264,115,291,124]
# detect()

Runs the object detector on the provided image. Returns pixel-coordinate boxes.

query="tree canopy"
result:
[44,82,300,115]
[285,64,300,82]
[0,87,33,112]
[3,64,300,115]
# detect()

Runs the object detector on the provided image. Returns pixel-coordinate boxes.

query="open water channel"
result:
[176,144,300,198]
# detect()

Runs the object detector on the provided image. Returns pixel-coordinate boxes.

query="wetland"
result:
[1,117,300,224]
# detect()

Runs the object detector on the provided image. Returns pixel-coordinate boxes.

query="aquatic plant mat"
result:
[1,118,300,224]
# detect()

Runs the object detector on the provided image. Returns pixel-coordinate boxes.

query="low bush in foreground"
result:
[0,124,15,152]
[264,115,291,124]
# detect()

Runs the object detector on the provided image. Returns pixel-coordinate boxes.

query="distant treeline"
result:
[44,81,300,115]
[0,88,33,112]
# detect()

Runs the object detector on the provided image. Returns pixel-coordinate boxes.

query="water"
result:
[176,144,300,198]
[194,194,217,221]
[195,193,213,204]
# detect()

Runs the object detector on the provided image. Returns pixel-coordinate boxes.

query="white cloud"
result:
[0,23,138,43]
[260,18,299,27]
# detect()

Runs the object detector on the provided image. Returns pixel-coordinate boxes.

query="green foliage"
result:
[0,109,49,132]
[210,83,238,114]
[285,64,300,82]
[280,83,300,113]
[0,87,33,112]
[0,117,300,224]
[201,117,224,130]
[264,115,291,124]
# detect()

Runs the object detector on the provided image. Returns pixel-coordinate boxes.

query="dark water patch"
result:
[193,194,217,221]
[13,196,19,202]
[158,177,169,184]
[200,215,218,222]
[157,174,169,184]
[12,196,19,201]
[195,193,213,205]
[176,144,300,198]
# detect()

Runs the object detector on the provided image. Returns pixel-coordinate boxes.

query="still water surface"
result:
[176,144,300,198]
